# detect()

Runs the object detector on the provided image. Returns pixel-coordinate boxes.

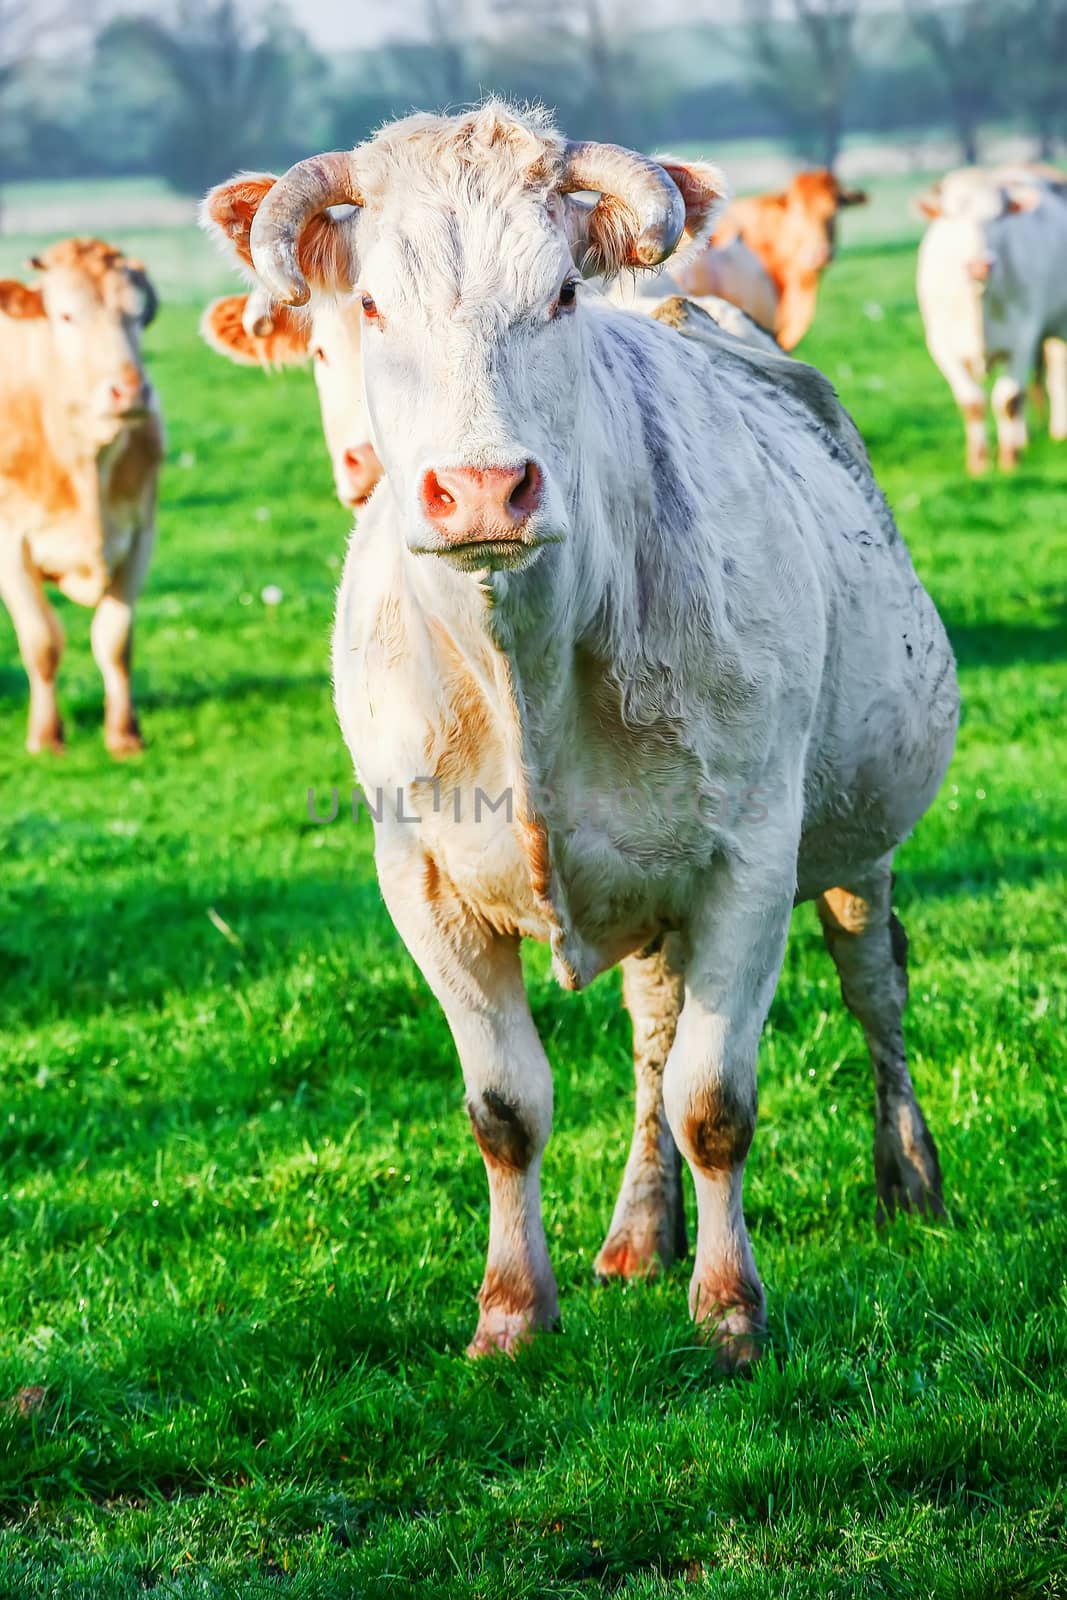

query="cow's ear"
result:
[201,174,357,292]
[1005,185,1042,214]
[0,279,45,319]
[124,257,159,327]
[654,155,730,257]
[566,158,729,278]
[838,186,868,208]
[200,174,278,270]
[199,295,310,367]
[913,185,943,220]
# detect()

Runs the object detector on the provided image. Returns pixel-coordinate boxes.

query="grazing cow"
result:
[915,166,1067,472]
[212,105,957,1368]
[700,169,868,349]
[201,180,383,511]
[0,238,162,755]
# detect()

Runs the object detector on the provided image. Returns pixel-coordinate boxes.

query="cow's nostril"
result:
[422,469,456,519]
[509,461,543,517]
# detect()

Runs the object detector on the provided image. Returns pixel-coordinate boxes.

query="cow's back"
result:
[651,297,958,892]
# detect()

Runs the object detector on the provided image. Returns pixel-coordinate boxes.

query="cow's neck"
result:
[393,312,708,986]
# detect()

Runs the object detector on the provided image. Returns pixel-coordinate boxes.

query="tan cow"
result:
[693,169,868,349]
[200,179,383,510]
[0,238,163,755]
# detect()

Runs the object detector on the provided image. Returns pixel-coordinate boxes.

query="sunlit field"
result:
[1,202,1065,1597]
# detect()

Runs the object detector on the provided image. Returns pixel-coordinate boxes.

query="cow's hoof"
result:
[874,1111,944,1227]
[594,1232,661,1282]
[595,1217,683,1282]
[106,729,144,758]
[26,729,64,755]
[692,1281,766,1374]
[997,448,1020,471]
[466,1305,547,1359]
[875,1162,945,1226]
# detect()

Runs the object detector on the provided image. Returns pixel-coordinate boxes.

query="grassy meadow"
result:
[0,192,1065,1598]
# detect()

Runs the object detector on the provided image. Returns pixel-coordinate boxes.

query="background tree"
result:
[743,0,859,170]
[999,0,1067,158]
[907,0,1005,164]
[0,0,84,224]
[93,0,324,194]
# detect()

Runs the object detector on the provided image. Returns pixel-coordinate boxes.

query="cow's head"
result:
[784,170,868,273]
[915,168,1044,286]
[0,237,157,446]
[200,278,383,509]
[205,106,725,575]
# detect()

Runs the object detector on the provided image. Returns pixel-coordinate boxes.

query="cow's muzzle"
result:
[412,462,556,569]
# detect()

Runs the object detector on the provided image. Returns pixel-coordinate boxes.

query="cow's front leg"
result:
[92,525,156,757]
[91,594,142,756]
[1044,337,1067,442]
[663,861,793,1371]
[595,935,686,1281]
[0,539,65,754]
[377,848,558,1357]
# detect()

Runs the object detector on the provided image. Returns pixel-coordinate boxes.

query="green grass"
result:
[1,219,1065,1599]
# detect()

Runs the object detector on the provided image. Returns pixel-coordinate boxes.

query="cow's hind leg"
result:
[594,935,687,1282]
[0,540,65,753]
[817,858,944,1224]
[992,341,1035,469]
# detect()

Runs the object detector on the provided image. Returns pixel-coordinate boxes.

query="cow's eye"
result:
[313,346,327,364]
[59,311,74,323]
[556,279,578,315]
[361,294,378,322]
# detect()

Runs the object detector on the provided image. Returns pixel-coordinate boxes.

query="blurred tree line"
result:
[1,0,1064,199]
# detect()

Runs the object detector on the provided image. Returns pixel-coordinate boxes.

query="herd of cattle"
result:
[1,106,1062,1366]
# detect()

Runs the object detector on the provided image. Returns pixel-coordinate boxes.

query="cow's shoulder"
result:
[652,295,896,540]
[653,296,863,456]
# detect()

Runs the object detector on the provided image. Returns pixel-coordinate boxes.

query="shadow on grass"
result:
[944,601,1067,671]
[0,868,392,1030]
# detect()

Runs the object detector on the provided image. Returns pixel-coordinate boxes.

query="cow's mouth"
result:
[415,534,561,573]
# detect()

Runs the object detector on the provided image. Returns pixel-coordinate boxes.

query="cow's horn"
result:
[249,151,362,306]
[561,142,686,267]
[242,286,275,338]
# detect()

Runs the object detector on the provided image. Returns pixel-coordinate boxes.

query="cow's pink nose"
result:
[109,369,147,411]
[421,463,543,544]
[341,442,383,504]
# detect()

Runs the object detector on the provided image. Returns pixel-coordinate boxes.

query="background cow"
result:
[693,169,868,349]
[916,166,1067,472]
[609,236,780,338]
[213,104,957,1371]
[0,237,162,755]
[201,180,383,511]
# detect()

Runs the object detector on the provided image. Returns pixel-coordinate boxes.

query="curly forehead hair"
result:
[38,237,131,280]
[352,101,567,207]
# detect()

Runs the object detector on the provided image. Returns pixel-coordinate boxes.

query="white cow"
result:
[200,181,383,509]
[916,166,1067,472]
[209,104,958,1369]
